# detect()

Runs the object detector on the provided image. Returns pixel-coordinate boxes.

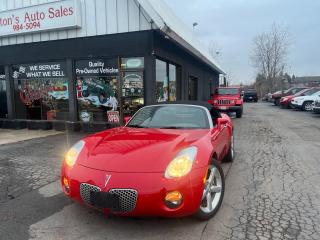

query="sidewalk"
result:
[0,129,63,145]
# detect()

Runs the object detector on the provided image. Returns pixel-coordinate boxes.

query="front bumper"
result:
[313,107,320,113]
[280,100,290,106]
[290,101,302,109]
[244,97,257,101]
[61,164,207,217]
[214,105,242,112]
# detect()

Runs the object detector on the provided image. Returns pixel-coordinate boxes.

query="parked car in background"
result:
[262,93,272,102]
[208,87,243,118]
[272,87,308,106]
[243,89,258,102]
[291,90,320,111]
[313,100,320,113]
[279,88,320,108]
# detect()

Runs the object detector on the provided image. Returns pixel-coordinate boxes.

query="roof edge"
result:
[136,0,225,75]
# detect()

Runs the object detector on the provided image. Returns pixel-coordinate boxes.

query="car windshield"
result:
[244,90,257,95]
[305,89,320,96]
[294,89,310,96]
[127,105,210,129]
[216,88,239,95]
[311,91,320,96]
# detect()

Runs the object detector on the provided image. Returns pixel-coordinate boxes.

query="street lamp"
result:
[192,22,198,30]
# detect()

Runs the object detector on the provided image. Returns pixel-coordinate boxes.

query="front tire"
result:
[224,132,234,162]
[302,101,313,111]
[236,109,243,118]
[195,161,225,220]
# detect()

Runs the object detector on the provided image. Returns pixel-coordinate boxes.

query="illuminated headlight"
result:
[65,140,85,168]
[165,147,197,179]
[213,100,218,104]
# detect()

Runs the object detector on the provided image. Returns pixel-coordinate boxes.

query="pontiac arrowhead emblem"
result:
[104,174,112,187]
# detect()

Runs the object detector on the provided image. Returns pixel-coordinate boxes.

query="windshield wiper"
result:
[127,125,146,128]
[159,126,185,129]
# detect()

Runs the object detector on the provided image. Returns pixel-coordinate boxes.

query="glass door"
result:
[120,71,144,118]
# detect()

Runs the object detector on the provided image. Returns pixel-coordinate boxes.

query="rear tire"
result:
[195,161,225,220]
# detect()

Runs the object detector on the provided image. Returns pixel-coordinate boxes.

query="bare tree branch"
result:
[250,24,290,92]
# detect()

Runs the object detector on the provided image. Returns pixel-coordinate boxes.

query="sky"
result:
[163,0,320,84]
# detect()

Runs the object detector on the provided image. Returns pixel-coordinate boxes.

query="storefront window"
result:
[169,64,177,101]
[156,59,178,102]
[75,59,120,123]
[121,71,144,117]
[0,66,7,118]
[12,62,69,120]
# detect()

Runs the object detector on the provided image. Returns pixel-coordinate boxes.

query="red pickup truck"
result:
[208,87,243,118]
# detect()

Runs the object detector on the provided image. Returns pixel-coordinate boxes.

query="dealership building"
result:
[0,0,224,131]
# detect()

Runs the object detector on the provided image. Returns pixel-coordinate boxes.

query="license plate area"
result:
[90,191,120,210]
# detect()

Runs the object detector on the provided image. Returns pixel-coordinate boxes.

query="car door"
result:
[210,111,230,161]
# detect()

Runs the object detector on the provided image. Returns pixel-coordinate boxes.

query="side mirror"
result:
[124,116,132,125]
[217,118,228,126]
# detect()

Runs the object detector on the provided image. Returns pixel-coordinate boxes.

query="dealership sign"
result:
[75,59,119,76]
[12,62,67,79]
[0,0,81,37]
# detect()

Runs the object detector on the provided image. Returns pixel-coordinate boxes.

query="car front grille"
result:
[218,99,231,105]
[80,183,101,205]
[109,189,138,213]
[79,183,138,213]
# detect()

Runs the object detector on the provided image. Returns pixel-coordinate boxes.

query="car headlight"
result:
[65,140,85,167]
[165,147,198,179]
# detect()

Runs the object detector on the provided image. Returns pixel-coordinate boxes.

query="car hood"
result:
[78,127,210,173]
[293,95,317,101]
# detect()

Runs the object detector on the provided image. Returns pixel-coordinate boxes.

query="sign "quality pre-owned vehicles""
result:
[0,0,81,37]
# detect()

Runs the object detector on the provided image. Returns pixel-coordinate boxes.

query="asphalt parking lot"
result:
[0,102,320,240]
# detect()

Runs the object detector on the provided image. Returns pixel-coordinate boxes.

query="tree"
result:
[251,24,290,92]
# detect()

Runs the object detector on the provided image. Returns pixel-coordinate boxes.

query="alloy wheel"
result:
[200,165,223,213]
[304,102,313,111]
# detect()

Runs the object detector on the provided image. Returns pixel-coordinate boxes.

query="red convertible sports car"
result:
[61,102,234,220]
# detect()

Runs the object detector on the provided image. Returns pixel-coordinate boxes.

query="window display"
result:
[121,71,144,117]
[156,59,178,102]
[75,59,120,122]
[12,62,69,120]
